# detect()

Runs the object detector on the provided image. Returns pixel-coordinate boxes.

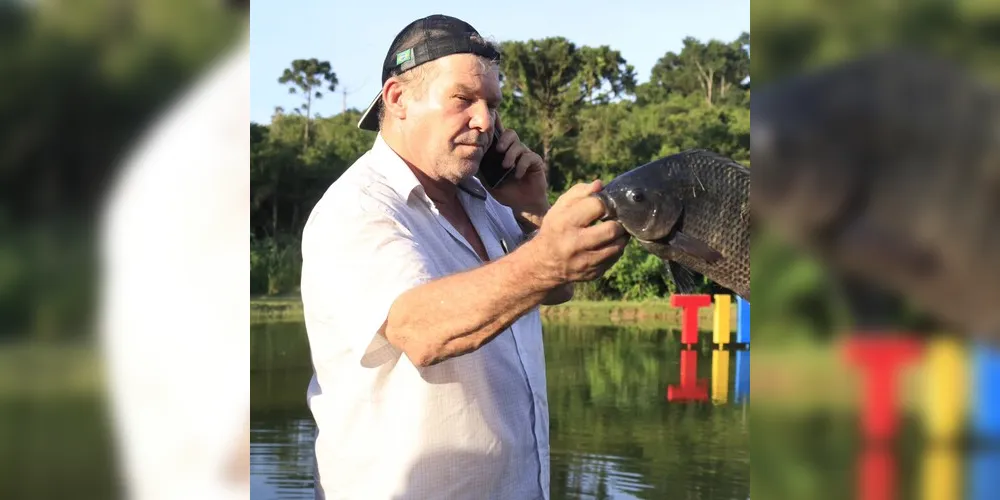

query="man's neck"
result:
[382,129,460,206]
[412,167,461,208]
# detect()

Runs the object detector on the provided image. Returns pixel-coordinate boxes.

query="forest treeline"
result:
[250,33,751,300]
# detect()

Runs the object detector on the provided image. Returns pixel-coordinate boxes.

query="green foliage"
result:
[498,37,637,191]
[638,32,750,107]
[251,109,376,241]
[278,59,339,107]
[604,239,669,301]
[250,235,301,296]
[277,58,339,147]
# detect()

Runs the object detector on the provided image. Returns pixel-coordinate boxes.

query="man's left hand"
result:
[486,115,549,230]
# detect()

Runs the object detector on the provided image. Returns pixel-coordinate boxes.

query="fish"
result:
[594,149,751,301]
[751,49,1000,339]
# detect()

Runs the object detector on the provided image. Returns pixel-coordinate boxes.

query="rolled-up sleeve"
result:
[301,190,434,368]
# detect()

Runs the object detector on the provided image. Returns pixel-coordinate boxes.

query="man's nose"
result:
[468,101,492,132]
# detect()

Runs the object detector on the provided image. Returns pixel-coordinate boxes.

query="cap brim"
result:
[357,92,382,131]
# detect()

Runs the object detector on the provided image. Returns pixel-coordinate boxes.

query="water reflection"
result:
[250,414,316,500]
[735,350,750,404]
[713,351,731,405]
[251,368,315,500]
[250,321,750,499]
[667,350,709,402]
[555,450,654,499]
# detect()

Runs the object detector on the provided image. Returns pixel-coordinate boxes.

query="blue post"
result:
[969,449,1000,500]
[734,350,750,404]
[736,296,750,344]
[972,342,1000,441]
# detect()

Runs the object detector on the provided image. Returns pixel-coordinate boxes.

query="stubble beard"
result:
[436,150,481,185]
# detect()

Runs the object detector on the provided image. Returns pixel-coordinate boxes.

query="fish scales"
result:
[647,151,751,299]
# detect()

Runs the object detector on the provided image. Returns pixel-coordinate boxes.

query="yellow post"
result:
[921,445,959,500]
[713,294,731,345]
[712,350,730,404]
[922,337,968,444]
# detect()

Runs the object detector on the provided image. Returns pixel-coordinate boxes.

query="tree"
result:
[499,37,636,186]
[278,58,338,149]
[638,34,749,107]
[720,32,751,102]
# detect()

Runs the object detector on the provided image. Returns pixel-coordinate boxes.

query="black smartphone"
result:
[476,128,513,189]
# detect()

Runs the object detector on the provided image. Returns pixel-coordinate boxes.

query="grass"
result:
[251,294,738,331]
[250,295,303,322]
[540,298,734,330]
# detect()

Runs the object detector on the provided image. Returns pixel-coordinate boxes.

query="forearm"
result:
[384,242,561,367]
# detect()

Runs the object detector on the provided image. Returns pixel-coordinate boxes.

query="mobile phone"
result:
[476,128,514,189]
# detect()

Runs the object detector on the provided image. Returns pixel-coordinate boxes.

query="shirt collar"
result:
[371,133,424,203]
[371,133,491,204]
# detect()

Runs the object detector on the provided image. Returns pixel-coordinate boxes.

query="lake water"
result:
[251,320,750,500]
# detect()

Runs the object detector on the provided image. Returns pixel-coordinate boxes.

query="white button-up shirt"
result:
[300,134,550,500]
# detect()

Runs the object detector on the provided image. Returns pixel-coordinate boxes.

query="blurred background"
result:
[0,0,246,498]
[752,0,1000,499]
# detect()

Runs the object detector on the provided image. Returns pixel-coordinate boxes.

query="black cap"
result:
[357,14,501,131]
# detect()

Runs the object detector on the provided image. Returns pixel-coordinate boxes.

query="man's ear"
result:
[382,79,407,122]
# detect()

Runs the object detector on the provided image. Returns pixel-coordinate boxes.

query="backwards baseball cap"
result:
[357,14,501,131]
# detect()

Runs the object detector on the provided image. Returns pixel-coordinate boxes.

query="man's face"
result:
[401,53,502,184]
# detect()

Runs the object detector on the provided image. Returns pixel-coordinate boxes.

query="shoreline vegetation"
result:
[250,294,737,330]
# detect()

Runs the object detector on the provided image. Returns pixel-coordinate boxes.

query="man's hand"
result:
[526,180,630,285]
[485,114,549,230]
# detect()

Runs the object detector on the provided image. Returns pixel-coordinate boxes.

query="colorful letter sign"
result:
[670,294,712,345]
[666,294,748,405]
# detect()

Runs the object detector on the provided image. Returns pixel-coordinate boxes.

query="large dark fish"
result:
[594,149,751,301]
[751,50,1000,339]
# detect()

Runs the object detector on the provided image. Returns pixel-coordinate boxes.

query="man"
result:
[300,14,629,500]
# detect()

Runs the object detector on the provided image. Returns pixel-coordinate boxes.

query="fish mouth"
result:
[594,191,617,221]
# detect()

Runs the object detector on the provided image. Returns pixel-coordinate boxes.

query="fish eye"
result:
[627,189,645,203]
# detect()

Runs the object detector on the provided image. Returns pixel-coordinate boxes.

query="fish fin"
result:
[667,261,703,295]
[667,231,724,264]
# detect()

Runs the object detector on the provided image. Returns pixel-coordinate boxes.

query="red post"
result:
[670,294,712,345]
[667,350,709,402]
[842,335,924,442]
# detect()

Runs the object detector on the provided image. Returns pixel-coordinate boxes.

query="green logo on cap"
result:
[396,48,413,65]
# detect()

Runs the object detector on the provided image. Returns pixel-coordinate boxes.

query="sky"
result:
[249,0,750,124]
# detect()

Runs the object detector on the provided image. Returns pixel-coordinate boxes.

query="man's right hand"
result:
[527,180,630,285]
